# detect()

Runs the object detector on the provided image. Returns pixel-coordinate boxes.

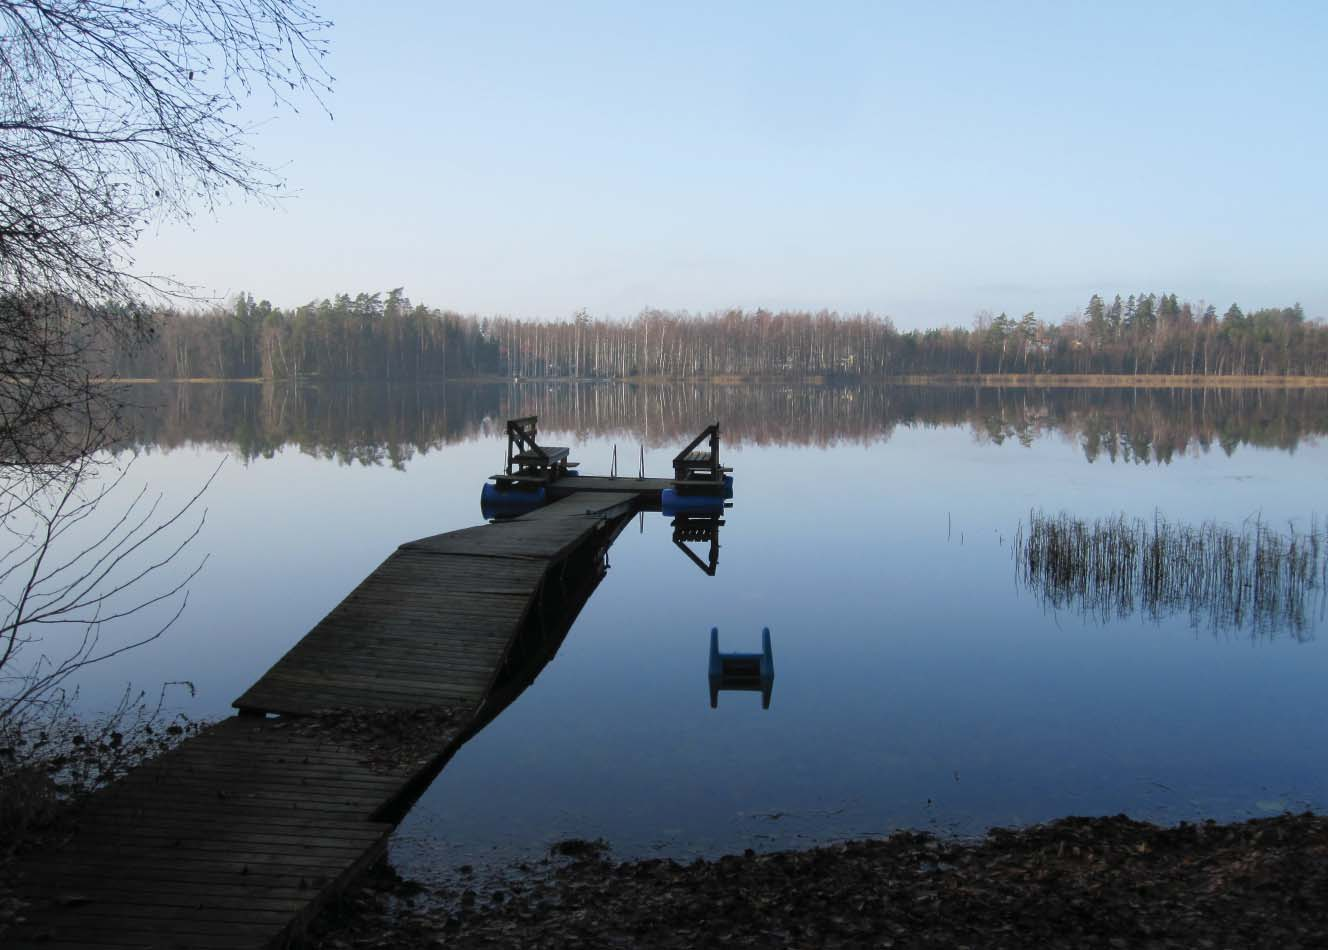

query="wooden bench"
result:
[501,416,574,486]
[513,446,570,466]
[673,424,727,491]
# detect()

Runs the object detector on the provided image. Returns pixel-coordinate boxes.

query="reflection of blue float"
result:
[661,486,727,515]
[708,626,774,709]
[480,482,545,520]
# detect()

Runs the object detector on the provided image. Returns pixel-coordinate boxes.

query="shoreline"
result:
[310,811,1328,949]
[101,372,1328,389]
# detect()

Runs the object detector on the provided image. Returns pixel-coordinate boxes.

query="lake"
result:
[55,381,1328,881]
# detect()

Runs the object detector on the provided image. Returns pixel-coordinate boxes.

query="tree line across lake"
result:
[87,289,1328,381]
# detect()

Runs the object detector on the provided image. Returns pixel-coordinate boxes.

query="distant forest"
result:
[92,289,1328,380]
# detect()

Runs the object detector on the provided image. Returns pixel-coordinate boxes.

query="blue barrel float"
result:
[708,626,774,709]
[480,482,545,520]
[661,475,734,515]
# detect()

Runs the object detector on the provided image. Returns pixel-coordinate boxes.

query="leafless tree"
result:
[0,432,220,722]
[0,295,116,469]
[1,0,332,464]
[0,1,329,726]
[1,0,331,305]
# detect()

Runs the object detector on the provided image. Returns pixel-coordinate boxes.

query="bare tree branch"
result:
[1,0,331,306]
[0,1,324,726]
[0,455,222,721]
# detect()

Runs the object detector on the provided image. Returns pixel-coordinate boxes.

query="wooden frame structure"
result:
[500,416,575,486]
[486,419,734,515]
[708,626,774,709]
[672,422,730,494]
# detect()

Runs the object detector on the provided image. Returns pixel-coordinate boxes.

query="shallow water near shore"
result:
[48,382,1328,879]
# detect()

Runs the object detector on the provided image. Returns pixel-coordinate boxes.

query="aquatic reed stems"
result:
[1015,511,1327,639]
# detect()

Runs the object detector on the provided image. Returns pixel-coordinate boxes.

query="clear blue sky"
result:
[133,1,1328,329]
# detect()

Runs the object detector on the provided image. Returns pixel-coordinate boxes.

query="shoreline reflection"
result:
[110,381,1328,465]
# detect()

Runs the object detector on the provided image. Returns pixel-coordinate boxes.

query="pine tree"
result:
[1086,294,1107,345]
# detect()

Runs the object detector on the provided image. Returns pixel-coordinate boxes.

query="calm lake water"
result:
[58,382,1328,878]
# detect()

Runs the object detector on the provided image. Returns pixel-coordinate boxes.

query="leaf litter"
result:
[310,812,1328,949]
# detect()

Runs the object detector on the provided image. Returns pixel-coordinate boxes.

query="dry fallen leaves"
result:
[310,813,1328,949]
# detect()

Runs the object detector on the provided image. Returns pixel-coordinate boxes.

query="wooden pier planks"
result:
[4,716,431,949]
[233,492,639,717]
[546,475,673,500]
[518,490,638,521]
[6,490,642,950]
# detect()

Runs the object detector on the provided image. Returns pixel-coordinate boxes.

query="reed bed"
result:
[1015,511,1328,639]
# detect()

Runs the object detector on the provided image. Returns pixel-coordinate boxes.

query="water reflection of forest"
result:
[112,382,1328,467]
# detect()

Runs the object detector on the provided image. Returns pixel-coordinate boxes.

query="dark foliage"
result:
[94,290,1328,382]
[0,0,329,305]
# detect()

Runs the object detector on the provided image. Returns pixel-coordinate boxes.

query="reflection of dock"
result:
[673,514,723,575]
[6,491,637,948]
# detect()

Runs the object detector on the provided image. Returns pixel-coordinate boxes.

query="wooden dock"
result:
[5,491,640,949]
[491,417,728,510]
[233,491,637,716]
[547,475,673,503]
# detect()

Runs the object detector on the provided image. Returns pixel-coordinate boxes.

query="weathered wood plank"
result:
[519,491,640,521]
[545,475,671,495]
[234,684,484,716]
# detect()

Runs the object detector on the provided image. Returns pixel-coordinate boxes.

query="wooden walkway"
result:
[547,475,673,501]
[6,491,641,950]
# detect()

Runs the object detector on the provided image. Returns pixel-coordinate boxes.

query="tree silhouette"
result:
[0,0,329,721]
